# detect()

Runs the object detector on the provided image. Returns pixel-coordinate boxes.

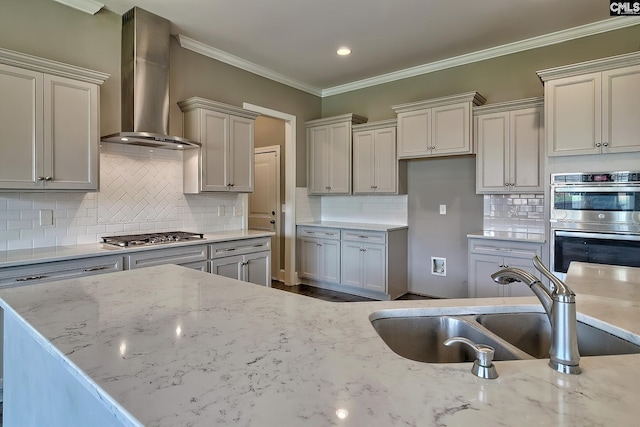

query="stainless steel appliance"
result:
[550,171,640,274]
[102,231,204,247]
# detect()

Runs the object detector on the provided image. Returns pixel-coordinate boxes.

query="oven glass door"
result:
[553,230,640,273]
[553,187,640,211]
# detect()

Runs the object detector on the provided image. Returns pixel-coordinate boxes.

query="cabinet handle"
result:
[253,244,265,248]
[224,248,236,252]
[45,176,52,181]
[317,243,322,247]
[495,248,512,252]
[324,233,336,236]
[16,275,47,282]
[37,176,45,181]
[602,142,609,147]
[83,266,110,272]
[595,142,601,147]
[357,235,368,238]
[241,261,249,266]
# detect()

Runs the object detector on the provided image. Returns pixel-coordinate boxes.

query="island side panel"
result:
[2,306,141,427]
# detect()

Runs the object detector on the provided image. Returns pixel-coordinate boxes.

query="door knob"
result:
[271,211,276,215]
[270,220,276,224]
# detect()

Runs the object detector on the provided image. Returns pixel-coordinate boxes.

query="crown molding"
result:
[473,97,544,115]
[177,35,322,97]
[352,119,397,132]
[52,0,103,15]
[0,47,109,84]
[305,113,368,127]
[322,17,640,97]
[392,91,486,113]
[178,97,261,119]
[536,51,640,82]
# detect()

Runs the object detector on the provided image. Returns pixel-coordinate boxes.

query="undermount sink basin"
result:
[369,309,640,364]
[475,312,640,358]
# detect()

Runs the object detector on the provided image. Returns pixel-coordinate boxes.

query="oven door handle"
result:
[554,186,640,193]
[555,230,640,241]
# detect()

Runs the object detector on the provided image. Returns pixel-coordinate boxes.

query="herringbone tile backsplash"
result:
[0,143,244,250]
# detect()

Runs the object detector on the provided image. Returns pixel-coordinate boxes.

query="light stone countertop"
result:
[0,230,274,269]
[1,263,640,425]
[297,221,408,231]
[468,230,546,243]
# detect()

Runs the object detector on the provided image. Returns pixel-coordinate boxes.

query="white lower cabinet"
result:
[209,237,271,286]
[297,225,407,300]
[0,255,123,288]
[126,244,208,270]
[467,238,543,298]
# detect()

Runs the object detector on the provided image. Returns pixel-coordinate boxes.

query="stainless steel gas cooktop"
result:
[101,231,204,247]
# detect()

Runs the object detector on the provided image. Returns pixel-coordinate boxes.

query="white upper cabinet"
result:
[392,92,485,159]
[352,119,406,195]
[306,113,367,195]
[537,52,640,156]
[475,98,544,194]
[179,97,260,193]
[0,49,107,191]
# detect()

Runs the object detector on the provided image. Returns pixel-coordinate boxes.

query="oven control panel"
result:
[552,171,640,184]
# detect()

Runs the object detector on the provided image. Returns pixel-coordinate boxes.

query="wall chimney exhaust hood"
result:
[101,7,200,150]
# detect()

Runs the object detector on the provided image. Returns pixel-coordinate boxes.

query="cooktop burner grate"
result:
[102,231,204,247]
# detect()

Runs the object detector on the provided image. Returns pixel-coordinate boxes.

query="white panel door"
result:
[201,109,229,191]
[397,109,430,158]
[602,64,640,154]
[352,130,375,194]
[299,238,320,280]
[432,102,471,156]
[546,73,601,156]
[229,115,254,191]
[511,107,543,192]
[320,239,341,283]
[476,112,509,192]
[327,122,351,194]
[0,64,43,189]
[373,127,397,193]
[308,126,328,194]
[245,251,271,286]
[341,241,363,287]
[362,244,386,293]
[211,254,243,281]
[44,75,98,190]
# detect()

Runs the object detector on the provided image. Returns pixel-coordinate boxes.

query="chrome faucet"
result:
[491,255,581,375]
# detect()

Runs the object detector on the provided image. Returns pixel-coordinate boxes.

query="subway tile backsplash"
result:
[0,143,244,251]
[483,193,545,233]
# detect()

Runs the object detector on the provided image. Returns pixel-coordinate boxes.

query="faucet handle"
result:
[444,337,498,379]
[532,255,575,301]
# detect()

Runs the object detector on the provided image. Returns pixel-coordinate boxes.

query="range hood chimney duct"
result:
[101,7,200,149]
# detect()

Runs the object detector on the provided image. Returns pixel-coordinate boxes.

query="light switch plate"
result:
[439,205,446,215]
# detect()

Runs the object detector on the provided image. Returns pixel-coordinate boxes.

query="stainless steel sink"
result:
[369,313,530,363]
[475,312,640,358]
[370,309,640,364]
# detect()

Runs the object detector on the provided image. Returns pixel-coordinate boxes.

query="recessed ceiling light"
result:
[337,47,351,56]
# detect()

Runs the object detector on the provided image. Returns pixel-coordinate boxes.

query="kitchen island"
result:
[1,263,640,426]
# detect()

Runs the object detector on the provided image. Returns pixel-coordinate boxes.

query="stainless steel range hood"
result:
[101,7,200,150]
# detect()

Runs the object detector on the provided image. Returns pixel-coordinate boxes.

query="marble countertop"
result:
[0,229,274,269]
[1,263,640,425]
[468,230,546,243]
[297,221,408,232]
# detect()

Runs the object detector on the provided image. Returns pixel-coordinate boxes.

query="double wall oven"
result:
[550,171,640,276]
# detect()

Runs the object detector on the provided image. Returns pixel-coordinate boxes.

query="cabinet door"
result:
[341,241,363,287]
[244,251,270,286]
[510,107,543,192]
[211,254,244,281]
[397,109,430,158]
[545,73,601,156]
[299,238,320,280]
[432,102,472,156]
[229,115,254,192]
[44,75,99,190]
[476,112,509,193]
[320,239,341,283]
[308,126,328,194]
[352,130,375,194]
[362,244,386,293]
[373,127,397,193]
[0,64,43,189]
[468,254,503,298]
[602,65,640,154]
[201,109,230,191]
[327,122,351,194]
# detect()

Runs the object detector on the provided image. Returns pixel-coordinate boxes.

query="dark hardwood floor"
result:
[271,281,434,302]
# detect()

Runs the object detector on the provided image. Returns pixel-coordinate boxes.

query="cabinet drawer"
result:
[209,237,271,259]
[341,230,386,244]
[127,245,208,269]
[0,255,124,288]
[468,238,542,258]
[297,227,341,240]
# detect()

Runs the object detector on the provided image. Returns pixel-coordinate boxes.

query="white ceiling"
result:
[88,0,637,96]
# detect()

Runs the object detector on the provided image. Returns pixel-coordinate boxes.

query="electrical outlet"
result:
[39,209,53,226]
[439,204,446,215]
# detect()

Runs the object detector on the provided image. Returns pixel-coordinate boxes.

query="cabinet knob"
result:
[45,176,52,181]
[595,142,601,147]
[37,176,45,181]
[602,142,609,147]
